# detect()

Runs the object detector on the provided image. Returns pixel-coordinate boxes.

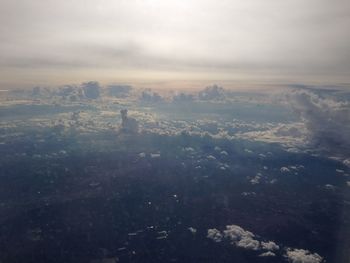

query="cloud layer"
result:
[1,0,350,87]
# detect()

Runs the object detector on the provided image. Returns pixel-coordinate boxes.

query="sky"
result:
[0,0,350,89]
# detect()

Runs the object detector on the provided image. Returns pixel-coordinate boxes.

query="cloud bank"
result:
[1,0,350,87]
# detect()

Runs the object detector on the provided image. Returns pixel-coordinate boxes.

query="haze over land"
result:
[1,83,350,263]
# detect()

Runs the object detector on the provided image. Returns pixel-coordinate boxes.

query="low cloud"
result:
[81,81,101,99]
[285,248,323,263]
[237,122,308,150]
[223,225,260,250]
[172,92,194,103]
[259,251,276,257]
[207,228,223,242]
[107,84,132,98]
[198,85,225,101]
[140,89,163,103]
[242,87,350,161]
[288,89,350,160]
[207,225,264,251]
[120,109,139,134]
[261,241,279,251]
[207,224,324,262]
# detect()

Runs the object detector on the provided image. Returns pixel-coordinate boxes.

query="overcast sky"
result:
[0,0,349,89]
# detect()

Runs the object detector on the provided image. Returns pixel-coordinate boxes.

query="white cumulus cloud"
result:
[285,248,323,263]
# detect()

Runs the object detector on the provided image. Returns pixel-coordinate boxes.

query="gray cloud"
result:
[81,81,101,99]
[288,88,350,160]
[107,84,132,98]
[198,85,225,101]
[120,109,139,134]
[242,87,350,161]
[140,89,163,103]
[1,0,350,87]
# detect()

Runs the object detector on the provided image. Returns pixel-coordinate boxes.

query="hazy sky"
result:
[1,0,349,88]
